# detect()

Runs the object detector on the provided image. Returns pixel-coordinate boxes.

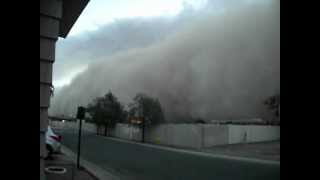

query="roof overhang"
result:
[59,0,90,38]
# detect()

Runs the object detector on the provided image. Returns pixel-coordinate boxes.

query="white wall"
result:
[50,120,96,133]
[246,125,280,142]
[167,124,202,149]
[228,125,280,144]
[145,124,168,144]
[144,124,279,148]
[110,123,141,141]
[228,125,247,144]
[145,124,203,149]
[203,125,229,147]
[51,121,280,149]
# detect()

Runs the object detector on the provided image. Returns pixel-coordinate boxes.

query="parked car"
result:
[45,126,62,157]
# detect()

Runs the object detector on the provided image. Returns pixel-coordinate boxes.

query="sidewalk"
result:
[60,145,121,180]
[45,153,98,180]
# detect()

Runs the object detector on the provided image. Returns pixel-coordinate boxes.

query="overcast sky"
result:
[54,0,212,87]
[67,0,208,36]
[51,0,279,121]
[54,0,269,87]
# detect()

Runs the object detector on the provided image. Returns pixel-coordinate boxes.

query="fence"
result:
[51,121,280,149]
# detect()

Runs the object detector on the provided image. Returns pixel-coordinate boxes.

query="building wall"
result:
[40,1,63,180]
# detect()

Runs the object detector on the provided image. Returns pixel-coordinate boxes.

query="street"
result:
[57,129,280,180]
[202,141,280,161]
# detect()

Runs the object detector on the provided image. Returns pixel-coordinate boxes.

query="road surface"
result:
[202,141,280,161]
[57,129,280,180]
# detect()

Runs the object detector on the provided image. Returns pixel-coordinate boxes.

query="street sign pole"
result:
[76,106,86,169]
[77,118,82,169]
[142,117,145,143]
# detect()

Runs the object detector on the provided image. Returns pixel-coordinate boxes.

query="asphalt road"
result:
[202,141,280,161]
[57,129,280,180]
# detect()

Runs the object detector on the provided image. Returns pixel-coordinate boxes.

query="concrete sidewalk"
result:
[45,153,98,180]
[61,145,121,180]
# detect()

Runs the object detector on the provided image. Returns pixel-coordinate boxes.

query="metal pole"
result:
[142,117,145,143]
[77,118,83,169]
[140,102,145,143]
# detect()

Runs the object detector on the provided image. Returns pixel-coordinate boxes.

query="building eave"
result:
[59,0,90,38]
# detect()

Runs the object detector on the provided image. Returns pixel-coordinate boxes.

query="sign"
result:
[76,106,86,119]
[129,117,143,124]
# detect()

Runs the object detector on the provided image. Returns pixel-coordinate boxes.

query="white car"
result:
[46,126,62,157]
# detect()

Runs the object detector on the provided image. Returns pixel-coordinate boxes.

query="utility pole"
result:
[76,106,86,169]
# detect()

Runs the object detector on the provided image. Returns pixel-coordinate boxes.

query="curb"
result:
[61,145,121,180]
[96,134,280,165]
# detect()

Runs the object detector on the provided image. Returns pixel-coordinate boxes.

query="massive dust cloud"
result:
[50,1,280,122]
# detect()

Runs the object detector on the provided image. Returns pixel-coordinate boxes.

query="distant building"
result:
[129,117,143,125]
[209,118,268,125]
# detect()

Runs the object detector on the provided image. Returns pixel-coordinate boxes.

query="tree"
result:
[128,93,165,142]
[194,118,206,124]
[263,94,280,123]
[87,91,127,136]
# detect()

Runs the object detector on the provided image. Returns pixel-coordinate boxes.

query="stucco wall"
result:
[40,1,62,179]
[53,121,280,149]
[228,125,247,144]
[164,124,202,149]
[145,124,167,146]
[246,125,280,142]
[228,125,280,144]
[110,123,141,141]
[145,124,203,149]
[50,120,96,133]
[203,125,229,147]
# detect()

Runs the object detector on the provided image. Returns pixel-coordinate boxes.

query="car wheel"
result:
[45,144,53,159]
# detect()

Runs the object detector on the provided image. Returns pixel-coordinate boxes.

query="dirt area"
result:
[201,141,280,161]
